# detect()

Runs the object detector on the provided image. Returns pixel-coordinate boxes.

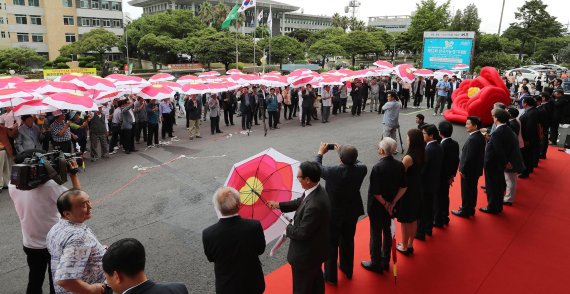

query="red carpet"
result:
[265,147,570,293]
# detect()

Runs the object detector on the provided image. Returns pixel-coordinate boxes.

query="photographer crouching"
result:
[9,149,82,294]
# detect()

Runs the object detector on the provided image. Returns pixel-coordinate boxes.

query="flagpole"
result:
[268,5,272,68]
[235,1,239,69]
[253,5,257,72]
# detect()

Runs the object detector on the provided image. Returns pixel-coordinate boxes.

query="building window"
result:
[79,0,89,8]
[15,14,27,25]
[13,0,25,5]
[31,33,43,42]
[91,0,99,9]
[112,19,121,27]
[101,0,109,10]
[17,33,29,42]
[0,18,3,24]
[63,16,74,25]
[28,0,39,6]
[80,17,90,26]
[111,1,120,11]
[102,19,111,27]
[92,18,100,26]
[1,32,5,38]
[30,15,41,25]
[65,33,76,42]
[61,0,72,7]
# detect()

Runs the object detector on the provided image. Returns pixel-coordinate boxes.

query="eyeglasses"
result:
[296,176,304,180]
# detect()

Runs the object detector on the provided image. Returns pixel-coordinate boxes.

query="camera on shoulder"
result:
[11,149,82,191]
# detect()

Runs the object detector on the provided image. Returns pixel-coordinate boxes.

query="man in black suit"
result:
[202,187,266,294]
[315,143,367,284]
[103,238,188,294]
[417,124,443,240]
[267,162,331,294]
[447,75,461,109]
[239,87,255,130]
[425,76,438,108]
[434,121,460,227]
[481,109,519,214]
[519,97,541,178]
[350,79,363,116]
[452,116,486,217]
[361,138,407,273]
[301,84,316,127]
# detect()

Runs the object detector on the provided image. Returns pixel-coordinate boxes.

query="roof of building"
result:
[129,0,299,12]
[284,12,333,20]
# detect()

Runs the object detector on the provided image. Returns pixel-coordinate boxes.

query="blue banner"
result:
[422,38,473,70]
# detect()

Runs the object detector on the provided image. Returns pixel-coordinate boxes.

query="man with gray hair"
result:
[362,138,407,273]
[202,187,266,294]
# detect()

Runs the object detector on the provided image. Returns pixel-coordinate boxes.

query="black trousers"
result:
[161,114,173,138]
[23,246,55,294]
[291,263,324,294]
[351,98,362,115]
[253,105,260,124]
[401,89,410,108]
[332,99,340,114]
[426,93,435,108]
[549,120,560,144]
[53,140,72,153]
[379,98,387,114]
[291,99,299,116]
[446,95,453,109]
[268,111,278,128]
[414,93,423,106]
[434,180,451,225]
[484,165,506,212]
[301,106,312,125]
[340,98,348,112]
[147,123,159,146]
[120,128,134,152]
[460,175,479,215]
[210,116,221,134]
[417,187,436,237]
[223,108,234,126]
[109,124,120,151]
[284,104,292,119]
[324,214,358,282]
[540,131,549,157]
[241,109,252,129]
[135,121,147,142]
[369,208,392,266]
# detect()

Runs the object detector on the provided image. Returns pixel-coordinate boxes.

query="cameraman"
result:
[9,150,81,294]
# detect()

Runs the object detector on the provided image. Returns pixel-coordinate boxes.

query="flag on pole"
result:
[221,4,240,30]
[257,10,264,23]
[237,0,256,12]
[390,219,398,284]
[267,6,272,34]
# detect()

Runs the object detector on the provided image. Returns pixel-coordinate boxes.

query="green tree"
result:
[308,39,345,67]
[348,16,366,31]
[474,52,520,71]
[449,9,462,31]
[407,0,451,54]
[198,2,215,27]
[339,31,385,66]
[559,44,570,64]
[461,4,481,32]
[137,33,181,69]
[287,29,314,43]
[195,31,257,70]
[59,28,119,67]
[258,35,304,66]
[502,0,564,58]
[368,27,394,55]
[306,27,345,48]
[255,25,271,39]
[533,36,570,63]
[0,48,45,73]
[331,13,350,32]
[212,3,229,29]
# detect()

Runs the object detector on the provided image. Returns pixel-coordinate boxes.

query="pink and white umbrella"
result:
[265,71,282,76]
[290,74,323,88]
[394,64,417,83]
[373,60,394,69]
[159,81,182,92]
[14,80,48,92]
[374,68,394,76]
[206,82,241,94]
[287,69,318,83]
[73,75,116,92]
[229,74,261,86]
[106,74,149,86]
[37,81,83,95]
[13,100,58,116]
[318,76,344,86]
[322,70,348,77]
[259,75,288,88]
[0,89,36,107]
[177,75,202,85]
[414,69,435,77]
[139,84,175,100]
[181,83,210,95]
[198,71,221,78]
[148,73,175,83]
[434,70,454,80]
[451,64,469,71]
[44,92,98,111]
[226,69,243,75]
[54,73,94,82]
[92,90,124,104]
[0,76,25,89]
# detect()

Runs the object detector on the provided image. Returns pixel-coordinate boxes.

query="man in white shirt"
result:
[321,85,333,123]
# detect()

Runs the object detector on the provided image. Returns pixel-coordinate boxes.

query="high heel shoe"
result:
[396,243,411,256]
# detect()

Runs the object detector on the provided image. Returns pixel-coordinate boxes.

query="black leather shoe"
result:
[426,230,432,237]
[415,234,426,241]
[306,123,312,126]
[451,209,471,218]
[323,274,337,286]
[518,174,529,179]
[479,207,500,214]
[360,261,383,273]
[340,269,352,280]
[433,223,444,228]
[503,201,513,206]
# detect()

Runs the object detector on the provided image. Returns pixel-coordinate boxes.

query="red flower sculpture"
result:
[443,67,511,126]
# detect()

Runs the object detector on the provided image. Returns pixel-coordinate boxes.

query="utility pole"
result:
[345,0,361,19]
[498,0,506,35]
[123,16,131,75]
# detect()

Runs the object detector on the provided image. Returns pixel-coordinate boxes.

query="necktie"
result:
[300,192,306,204]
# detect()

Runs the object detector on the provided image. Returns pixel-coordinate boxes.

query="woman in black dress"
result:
[397,129,426,255]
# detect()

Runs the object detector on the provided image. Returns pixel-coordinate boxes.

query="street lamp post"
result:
[498,0,506,35]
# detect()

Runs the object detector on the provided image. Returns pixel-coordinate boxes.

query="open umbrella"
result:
[0,89,36,107]
[394,64,416,83]
[36,81,83,95]
[373,60,394,69]
[139,84,175,100]
[148,73,175,83]
[259,75,289,88]
[434,70,455,80]
[13,99,58,116]
[15,80,49,92]
[318,76,344,86]
[106,74,149,86]
[92,90,124,104]
[73,75,116,92]
[159,81,182,93]
[224,148,303,244]
[414,69,435,77]
[226,69,243,75]
[44,92,98,111]
[0,76,25,89]
[198,71,221,78]
[177,75,202,85]
[205,82,241,94]
[452,63,470,71]
[181,83,210,95]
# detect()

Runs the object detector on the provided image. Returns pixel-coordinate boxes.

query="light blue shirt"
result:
[382,100,401,128]
[159,101,172,115]
[437,80,449,96]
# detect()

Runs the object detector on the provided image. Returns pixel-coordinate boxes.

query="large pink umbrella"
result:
[229,74,261,86]
[434,70,454,80]
[139,84,175,100]
[266,71,282,76]
[259,75,288,87]
[106,74,149,86]
[226,69,243,75]
[414,69,435,77]
[290,74,322,88]
[373,60,394,69]
[452,63,470,71]
[92,90,124,104]
[13,100,58,116]
[206,82,241,94]
[287,69,318,83]
[74,75,116,92]
[181,83,210,95]
[177,75,202,85]
[159,81,182,92]
[37,81,83,95]
[44,92,98,111]
[394,64,416,83]
[55,73,93,82]
[14,80,48,92]
[148,73,175,83]
[0,76,25,89]
[198,71,221,78]
[0,89,36,107]
[318,76,344,86]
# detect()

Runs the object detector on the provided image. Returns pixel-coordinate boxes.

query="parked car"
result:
[542,64,567,73]
[504,68,540,83]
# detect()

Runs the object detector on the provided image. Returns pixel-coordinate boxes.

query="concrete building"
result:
[367,15,411,33]
[129,0,332,36]
[0,0,124,60]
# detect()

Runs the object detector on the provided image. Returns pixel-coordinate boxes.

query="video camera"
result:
[11,150,82,191]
